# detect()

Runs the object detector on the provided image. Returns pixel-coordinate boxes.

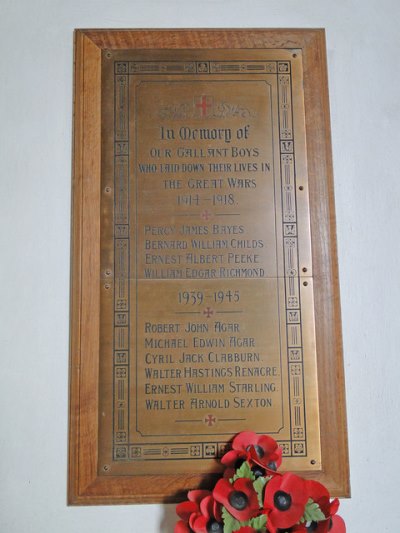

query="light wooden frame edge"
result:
[68,28,350,505]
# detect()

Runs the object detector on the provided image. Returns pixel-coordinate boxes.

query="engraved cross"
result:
[203,307,214,318]
[205,414,216,426]
[201,209,212,221]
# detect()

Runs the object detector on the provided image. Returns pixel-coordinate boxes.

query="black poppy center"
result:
[267,461,277,471]
[252,465,266,478]
[229,490,249,510]
[307,522,318,531]
[274,490,292,511]
[247,444,265,458]
[234,458,245,470]
[207,519,224,533]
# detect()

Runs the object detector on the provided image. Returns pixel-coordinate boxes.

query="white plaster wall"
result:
[1,0,399,531]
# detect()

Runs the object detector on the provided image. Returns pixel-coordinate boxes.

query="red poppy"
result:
[213,477,260,521]
[264,473,308,530]
[233,523,306,533]
[175,520,190,533]
[328,515,346,533]
[175,490,222,533]
[221,447,248,471]
[222,432,282,475]
[305,480,341,533]
[271,525,306,533]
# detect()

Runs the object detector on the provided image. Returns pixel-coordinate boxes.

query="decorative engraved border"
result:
[278,65,306,457]
[112,60,306,461]
[115,61,278,75]
[113,72,130,452]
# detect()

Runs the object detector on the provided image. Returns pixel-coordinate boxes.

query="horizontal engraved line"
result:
[174,311,201,315]
[175,419,202,423]
[115,276,313,280]
[171,449,189,455]
[219,418,246,421]
[143,449,162,456]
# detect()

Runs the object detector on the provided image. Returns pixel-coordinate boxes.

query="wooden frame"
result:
[69,28,349,505]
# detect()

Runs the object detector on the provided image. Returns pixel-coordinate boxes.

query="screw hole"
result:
[303,281,308,287]
[302,267,308,273]
[105,186,112,193]
[103,464,110,471]
[104,284,110,290]
[292,53,297,58]
[299,185,304,191]
[310,459,316,465]
[105,269,112,276]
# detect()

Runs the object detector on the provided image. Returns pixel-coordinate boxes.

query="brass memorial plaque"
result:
[69,29,349,504]
[98,49,321,476]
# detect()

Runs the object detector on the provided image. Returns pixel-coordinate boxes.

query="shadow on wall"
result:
[160,504,177,533]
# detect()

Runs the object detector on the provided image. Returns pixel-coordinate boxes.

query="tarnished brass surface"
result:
[99,49,320,476]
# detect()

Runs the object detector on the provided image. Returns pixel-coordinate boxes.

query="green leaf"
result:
[233,461,255,481]
[253,476,268,507]
[303,498,326,523]
[250,513,267,530]
[222,507,265,533]
[221,506,242,533]
[221,510,269,533]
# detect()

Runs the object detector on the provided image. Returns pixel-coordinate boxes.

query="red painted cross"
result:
[201,210,212,221]
[203,307,214,318]
[205,414,216,427]
[196,95,212,117]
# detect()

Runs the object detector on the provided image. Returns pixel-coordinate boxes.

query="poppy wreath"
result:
[174,432,346,533]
